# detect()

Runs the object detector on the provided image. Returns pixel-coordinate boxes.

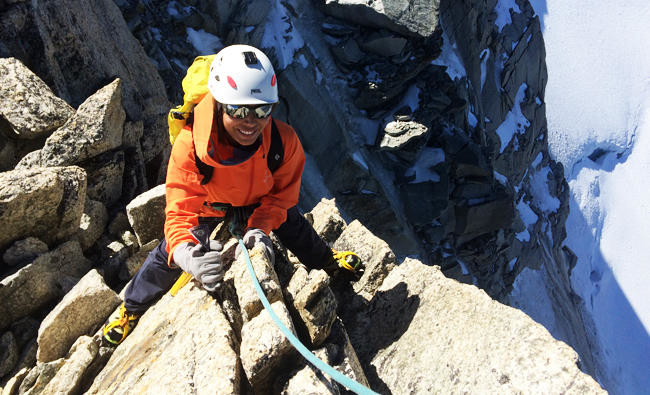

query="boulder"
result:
[0,166,86,250]
[240,300,296,391]
[10,339,38,382]
[359,32,408,57]
[278,317,369,393]
[121,239,158,281]
[322,0,442,39]
[19,78,125,168]
[231,243,283,323]
[119,230,139,256]
[0,241,91,331]
[39,336,98,395]
[2,367,30,395]
[333,220,396,300]
[0,58,74,140]
[95,238,129,286]
[76,198,108,251]
[379,120,429,151]
[17,358,65,395]
[126,184,166,247]
[345,258,605,393]
[86,282,239,394]
[2,237,48,267]
[454,197,514,236]
[84,149,125,207]
[331,38,364,65]
[36,270,120,363]
[0,331,19,378]
[293,270,337,347]
[305,198,346,244]
[107,211,131,237]
[279,347,338,394]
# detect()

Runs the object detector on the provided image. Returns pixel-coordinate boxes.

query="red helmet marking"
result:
[271,74,276,87]
[227,76,237,89]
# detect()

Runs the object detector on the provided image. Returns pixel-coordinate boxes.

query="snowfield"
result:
[527,0,650,393]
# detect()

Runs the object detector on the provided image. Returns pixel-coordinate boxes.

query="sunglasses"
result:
[223,103,274,119]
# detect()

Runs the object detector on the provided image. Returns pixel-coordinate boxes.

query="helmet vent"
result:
[243,51,258,65]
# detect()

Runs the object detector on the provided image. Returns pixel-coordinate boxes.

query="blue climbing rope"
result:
[238,239,378,395]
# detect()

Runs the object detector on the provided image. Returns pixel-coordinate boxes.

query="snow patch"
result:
[496,83,530,153]
[262,0,305,69]
[468,111,478,127]
[405,148,445,183]
[494,0,522,32]
[517,200,538,227]
[508,257,518,272]
[352,150,369,171]
[529,166,561,213]
[493,170,508,185]
[432,29,466,81]
[479,49,490,91]
[297,54,308,68]
[186,28,223,55]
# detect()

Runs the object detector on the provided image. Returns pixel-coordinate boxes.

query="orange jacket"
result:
[164,93,305,261]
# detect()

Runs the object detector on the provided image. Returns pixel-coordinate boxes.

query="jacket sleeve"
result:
[247,125,305,234]
[164,128,207,264]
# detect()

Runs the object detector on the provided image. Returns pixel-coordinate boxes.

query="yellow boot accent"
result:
[332,250,364,280]
[103,304,140,345]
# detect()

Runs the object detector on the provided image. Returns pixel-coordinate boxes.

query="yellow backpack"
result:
[167,54,216,145]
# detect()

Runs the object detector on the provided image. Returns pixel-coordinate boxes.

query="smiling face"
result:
[220,104,271,146]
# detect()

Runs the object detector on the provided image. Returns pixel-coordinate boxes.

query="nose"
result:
[244,110,257,121]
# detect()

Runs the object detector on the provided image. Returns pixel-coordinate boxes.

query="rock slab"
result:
[36,269,120,363]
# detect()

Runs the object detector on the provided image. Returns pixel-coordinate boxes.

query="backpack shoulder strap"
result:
[267,119,284,173]
[187,125,213,185]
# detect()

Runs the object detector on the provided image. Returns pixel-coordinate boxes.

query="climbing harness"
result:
[238,239,378,395]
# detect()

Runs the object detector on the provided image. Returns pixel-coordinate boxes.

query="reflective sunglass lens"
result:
[253,104,273,118]
[224,104,273,119]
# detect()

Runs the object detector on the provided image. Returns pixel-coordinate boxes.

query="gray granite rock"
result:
[2,237,49,267]
[0,58,74,140]
[76,198,108,251]
[85,282,240,394]
[36,270,120,363]
[0,241,91,331]
[126,184,166,247]
[0,166,86,250]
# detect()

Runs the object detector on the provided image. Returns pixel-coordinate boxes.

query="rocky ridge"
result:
[0,0,605,392]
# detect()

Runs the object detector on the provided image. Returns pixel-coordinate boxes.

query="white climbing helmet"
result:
[208,44,278,105]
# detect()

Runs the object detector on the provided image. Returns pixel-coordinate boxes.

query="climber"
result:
[103,44,364,345]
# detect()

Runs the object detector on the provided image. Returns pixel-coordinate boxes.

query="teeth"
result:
[239,129,256,135]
